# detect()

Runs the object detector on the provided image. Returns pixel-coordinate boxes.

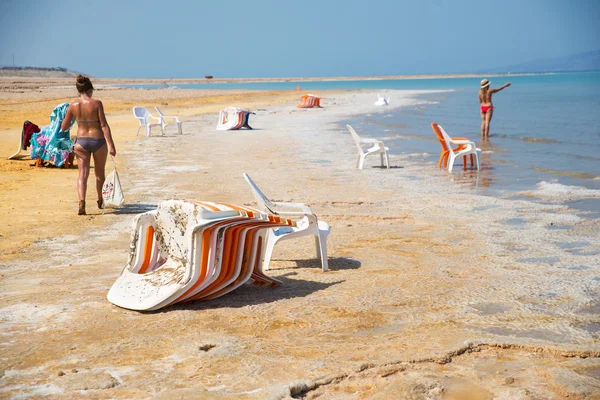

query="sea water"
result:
[128,72,600,201]
[342,72,600,202]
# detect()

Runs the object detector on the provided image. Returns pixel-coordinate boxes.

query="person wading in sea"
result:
[479,79,511,139]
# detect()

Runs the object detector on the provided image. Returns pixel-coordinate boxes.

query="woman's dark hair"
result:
[76,74,94,94]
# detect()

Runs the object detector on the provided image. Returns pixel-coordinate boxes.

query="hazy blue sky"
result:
[0,0,598,78]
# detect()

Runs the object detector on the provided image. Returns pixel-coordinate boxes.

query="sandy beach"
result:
[1,79,599,399]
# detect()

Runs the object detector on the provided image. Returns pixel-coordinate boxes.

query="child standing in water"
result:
[479,79,511,139]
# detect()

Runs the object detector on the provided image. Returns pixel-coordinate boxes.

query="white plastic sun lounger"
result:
[107,200,293,311]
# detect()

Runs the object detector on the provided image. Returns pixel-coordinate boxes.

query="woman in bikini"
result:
[479,79,511,139]
[61,75,117,215]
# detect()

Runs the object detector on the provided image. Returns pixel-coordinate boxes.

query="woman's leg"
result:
[92,144,109,206]
[74,144,91,201]
[480,110,486,137]
[484,109,494,138]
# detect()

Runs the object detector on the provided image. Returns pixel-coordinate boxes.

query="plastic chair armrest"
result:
[269,210,318,222]
[270,201,313,214]
[449,139,474,146]
[360,138,379,144]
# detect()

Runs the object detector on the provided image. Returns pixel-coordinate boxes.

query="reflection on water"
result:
[555,241,590,249]
[566,198,600,213]
[548,224,574,230]
[504,218,528,227]
[517,256,560,264]
[472,204,501,211]
[568,249,600,256]
[535,167,598,180]
[559,265,592,271]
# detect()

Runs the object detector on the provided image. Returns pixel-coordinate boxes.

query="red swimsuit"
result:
[481,105,493,113]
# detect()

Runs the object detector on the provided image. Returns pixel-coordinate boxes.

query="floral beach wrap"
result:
[30,102,75,167]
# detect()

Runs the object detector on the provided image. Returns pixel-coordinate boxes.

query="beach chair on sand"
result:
[154,106,182,134]
[374,94,390,106]
[346,125,389,170]
[8,120,40,160]
[133,106,163,136]
[297,94,323,108]
[431,122,480,172]
[243,173,331,272]
[107,200,294,311]
[216,107,254,130]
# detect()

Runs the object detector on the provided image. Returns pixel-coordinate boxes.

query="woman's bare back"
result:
[479,89,492,105]
[70,97,103,138]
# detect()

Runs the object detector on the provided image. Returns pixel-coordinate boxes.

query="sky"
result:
[0,0,598,78]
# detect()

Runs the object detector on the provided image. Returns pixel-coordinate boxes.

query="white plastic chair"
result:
[8,121,43,160]
[346,125,390,169]
[437,124,480,172]
[155,106,182,134]
[374,94,390,106]
[8,129,26,160]
[133,106,163,136]
[243,173,331,272]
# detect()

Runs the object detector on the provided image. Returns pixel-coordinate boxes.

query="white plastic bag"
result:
[102,156,125,208]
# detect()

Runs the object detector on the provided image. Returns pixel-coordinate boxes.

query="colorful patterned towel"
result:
[30,102,75,167]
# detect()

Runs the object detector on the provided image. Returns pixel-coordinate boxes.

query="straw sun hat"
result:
[480,79,491,89]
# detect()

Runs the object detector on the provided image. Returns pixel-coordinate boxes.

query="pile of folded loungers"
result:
[216,107,254,130]
[297,94,322,108]
[108,175,331,311]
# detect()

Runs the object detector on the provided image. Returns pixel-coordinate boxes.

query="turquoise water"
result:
[130,72,600,199]
[347,71,600,198]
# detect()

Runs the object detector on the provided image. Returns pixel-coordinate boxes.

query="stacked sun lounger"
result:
[107,200,300,311]
[216,107,254,130]
[297,94,322,108]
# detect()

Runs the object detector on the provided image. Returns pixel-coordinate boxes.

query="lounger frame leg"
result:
[316,234,328,272]
[358,154,366,170]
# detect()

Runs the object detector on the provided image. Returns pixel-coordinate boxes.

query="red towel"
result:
[23,120,40,149]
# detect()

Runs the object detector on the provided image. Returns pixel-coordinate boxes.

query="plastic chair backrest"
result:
[243,173,276,213]
[431,123,449,151]
[438,125,455,149]
[133,106,150,121]
[346,125,364,152]
[154,106,165,117]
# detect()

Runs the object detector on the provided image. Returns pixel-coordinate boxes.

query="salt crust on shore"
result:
[1,88,599,399]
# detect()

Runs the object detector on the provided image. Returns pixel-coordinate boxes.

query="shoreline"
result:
[0,71,555,90]
[1,84,599,399]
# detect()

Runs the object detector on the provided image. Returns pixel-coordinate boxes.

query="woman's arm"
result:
[98,101,116,156]
[490,82,511,94]
[61,104,74,132]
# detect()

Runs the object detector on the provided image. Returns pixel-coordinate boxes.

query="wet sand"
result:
[1,80,599,399]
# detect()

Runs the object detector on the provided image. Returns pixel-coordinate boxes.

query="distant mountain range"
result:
[486,49,600,74]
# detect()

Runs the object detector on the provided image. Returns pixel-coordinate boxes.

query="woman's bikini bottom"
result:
[77,137,107,153]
